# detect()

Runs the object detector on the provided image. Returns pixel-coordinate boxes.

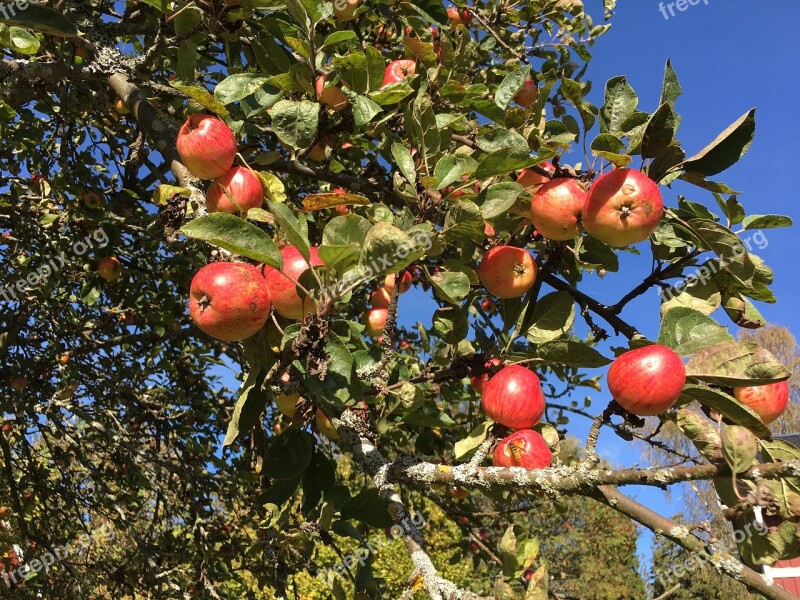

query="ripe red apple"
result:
[2,423,12,434]
[263,246,325,320]
[315,75,348,111]
[177,114,237,180]
[316,408,339,440]
[382,59,417,86]
[583,168,664,247]
[530,178,587,241]
[447,5,470,26]
[205,166,263,214]
[480,298,497,315]
[477,246,537,299]
[189,262,271,341]
[447,486,469,499]
[513,78,538,108]
[333,0,361,21]
[733,380,790,424]
[98,257,122,281]
[10,376,26,391]
[113,98,130,116]
[384,271,412,295]
[493,430,552,469]
[82,192,102,209]
[333,187,347,194]
[371,287,392,308]
[484,221,496,237]
[607,344,685,416]
[470,357,502,392]
[0,506,9,519]
[364,307,388,337]
[58,353,70,366]
[517,162,554,191]
[481,365,545,429]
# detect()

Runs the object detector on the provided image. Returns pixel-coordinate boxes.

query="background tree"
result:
[0,0,797,599]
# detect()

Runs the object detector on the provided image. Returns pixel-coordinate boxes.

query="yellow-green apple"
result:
[262,246,325,320]
[530,178,587,241]
[477,246,537,299]
[583,168,664,246]
[733,380,790,424]
[276,393,301,418]
[481,365,545,429]
[607,344,685,416]
[98,257,122,281]
[82,192,102,209]
[315,75,348,111]
[189,262,271,341]
[176,114,237,179]
[364,307,388,337]
[205,166,263,214]
[513,78,538,108]
[382,59,417,86]
[315,408,339,440]
[493,430,552,469]
[370,287,392,308]
[332,0,361,21]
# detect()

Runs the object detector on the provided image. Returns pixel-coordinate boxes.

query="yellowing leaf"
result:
[301,192,371,211]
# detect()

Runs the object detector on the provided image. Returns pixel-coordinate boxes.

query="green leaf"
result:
[410,93,440,166]
[721,425,759,474]
[590,133,632,167]
[561,78,596,132]
[340,489,393,528]
[641,102,677,159]
[320,30,357,50]
[442,200,484,244]
[657,307,734,356]
[686,341,790,387]
[359,223,425,274]
[170,83,229,117]
[267,201,310,260]
[682,109,757,176]
[263,429,314,479]
[6,26,39,54]
[434,154,470,190]
[669,409,723,464]
[533,340,611,368]
[391,142,417,185]
[0,4,77,36]
[495,66,531,110]
[430,271,471,305]
[475,152,540,179]
[352,95,382,127]
[269,99,319,150]
[454,421,490,461]
[599,75,638,134]
[179,213,282,268]
[370,80,415,105]
[479,182,525,219]
[224,368,268,446]
[741,214,793,230]
[659,59,683,109]
[214,73,271,105]
[526,292,575,344]
[679,384,770,438]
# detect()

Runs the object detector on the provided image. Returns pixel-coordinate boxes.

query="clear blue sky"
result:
[392,0,800,576]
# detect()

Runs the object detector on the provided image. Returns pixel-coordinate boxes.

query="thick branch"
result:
[591,485,795,600]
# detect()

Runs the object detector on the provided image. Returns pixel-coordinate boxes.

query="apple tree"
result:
[0,0,798,598]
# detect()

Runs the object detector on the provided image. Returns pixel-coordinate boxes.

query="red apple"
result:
[370,287,392,308]
[364,307,388,337]
[308,138,332,162]
[530,178,587,241]
[470,357,501,392]
[484,221,496,237]
[447,486,469,499]
[189,262,271,341]
[98,257,122,281]
[262,246,325,320]
[315,75,348,111]
[513,78,538,108]
[607,344,685,416]
[177,114,237,180]
[733,380,790,424]
[332,0,361,21]
[316,408,339,440]
[10,377,26,392]
[493,430,552,469]
[583,168,664,247]
[82,192,102,209]
[333,187,347,194]
[382,59,417,86]
[205,166,263,214]
[447,5,470,26]
[2,423,12,434]
[477,246,537,299]
[480,298,497,315]
[0,506,9,519]
[517,162,554,191]
[384,271,412,295]
[481,365,545,429]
